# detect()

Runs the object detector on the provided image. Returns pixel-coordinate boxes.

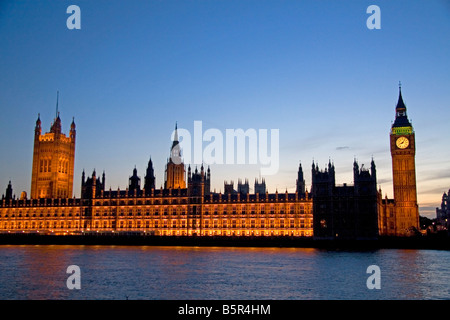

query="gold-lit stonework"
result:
[1,118,313,237]
[30,112,76,200]
[379,87,420,236]
[0,88,421,238]
[0,191,313,237]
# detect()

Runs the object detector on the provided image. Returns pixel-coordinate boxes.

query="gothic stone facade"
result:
[0,122,313,236]
[0,173,313,237]
[0,88,422,237]
[30,113,76,199]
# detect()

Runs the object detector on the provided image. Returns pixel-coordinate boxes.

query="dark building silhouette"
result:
[296,162,306,197]
[128,167,141,194]
[312,159,379,240]
[436,189,450,231]
[188,164,211,197]
[238,179,249,195]
[81,170,105,199]
[2,181,14,201]
[144,157,155,194]
[224,181,235,194]
[254,178,266,195]
[437,190,449,219]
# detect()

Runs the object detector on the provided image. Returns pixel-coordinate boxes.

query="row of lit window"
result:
[0,215,312,227]
[0,221,80,229]
[92,199,311,206]
[158,230,312,237]
[1,208,312,218]
[1,218,312,230]
[1,197,311,206]
[0,213,80,218]
[111,221,311,229]
[98,210,309,216]
[39,159,70,174]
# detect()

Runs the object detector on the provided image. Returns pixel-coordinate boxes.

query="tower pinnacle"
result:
[393,83,411,128]
[56,91,59,120]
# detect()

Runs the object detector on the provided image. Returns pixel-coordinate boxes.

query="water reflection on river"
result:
[0,245,449,300]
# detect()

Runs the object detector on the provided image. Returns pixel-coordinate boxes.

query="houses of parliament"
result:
[0,88,420,239]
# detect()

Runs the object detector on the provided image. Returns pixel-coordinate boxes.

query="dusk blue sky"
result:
[0,0,449,218]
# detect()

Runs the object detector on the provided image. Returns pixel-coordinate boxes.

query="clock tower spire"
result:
[390,84,419,236]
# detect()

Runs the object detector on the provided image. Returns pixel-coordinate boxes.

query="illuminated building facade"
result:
[0,170,313,237]
[0,121,313,236]
[164,124,186,190]
[30,105,76,199]
[378,86,420,236]
[0,87,421,238]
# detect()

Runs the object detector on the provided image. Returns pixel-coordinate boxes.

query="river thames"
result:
[0,245,449,300]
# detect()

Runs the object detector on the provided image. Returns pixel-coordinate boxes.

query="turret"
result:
[144,157,155,194]
[81,170,104,199]
[70,117,76,140]
[35,114,42,138]
[238,179,249,195]
[50,113,62,135]
[371,157,376,181]
[188,164,210,196]
[296,162,305,196]
[4,180,13,200]
[255,178,266,195]
[353,158,359,181]
[129,166,141,194]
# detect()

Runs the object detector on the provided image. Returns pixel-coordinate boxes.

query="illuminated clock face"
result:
[396,137,409,149]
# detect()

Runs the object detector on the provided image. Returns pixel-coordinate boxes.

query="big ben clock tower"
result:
[390,84,420,236]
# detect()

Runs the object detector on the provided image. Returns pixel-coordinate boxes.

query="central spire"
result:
[165,122,186,189]
[170,122,182,164]
[50,92,62,134]
[172,122,179,147]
